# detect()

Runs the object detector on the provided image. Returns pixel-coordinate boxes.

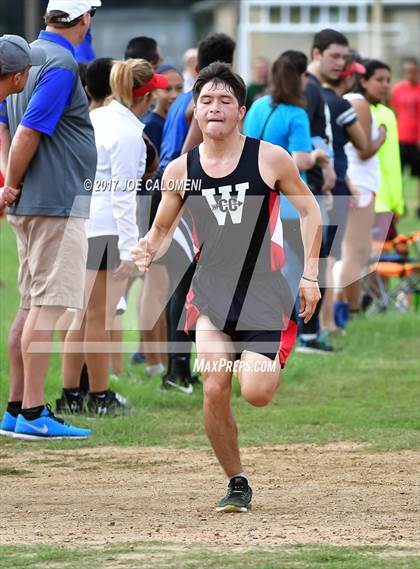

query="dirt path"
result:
[0,443,418,549]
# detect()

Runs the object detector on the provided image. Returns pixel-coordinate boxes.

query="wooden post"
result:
[24,0,41,42]
[371,0,383,59]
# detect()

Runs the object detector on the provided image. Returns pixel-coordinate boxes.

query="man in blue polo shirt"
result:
[0,0,101,440]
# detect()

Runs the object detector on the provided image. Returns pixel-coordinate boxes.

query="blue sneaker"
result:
[14,405,91,441]
[130,352,146,365]
[0,411,17,437]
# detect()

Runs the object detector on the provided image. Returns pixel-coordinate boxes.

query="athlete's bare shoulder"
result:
[259,139,291,165]
[161,154,189,200]
[257,139,296,188]
[162,153,188,184]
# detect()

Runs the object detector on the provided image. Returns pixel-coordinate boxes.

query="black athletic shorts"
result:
[86,235,120,271]
[185,268,297,365]
[324,183,350,260]
[400,143,420,178]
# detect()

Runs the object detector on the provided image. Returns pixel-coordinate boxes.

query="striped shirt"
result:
[322,86,357,183]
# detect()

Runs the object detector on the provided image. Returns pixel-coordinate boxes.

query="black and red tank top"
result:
[185,136,284,277]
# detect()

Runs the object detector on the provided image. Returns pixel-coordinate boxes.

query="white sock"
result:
[230,472,248,484]
[146,363,166,376]
[300,333,317,341]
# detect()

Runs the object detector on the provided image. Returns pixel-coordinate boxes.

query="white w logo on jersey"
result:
[202,183,248,226]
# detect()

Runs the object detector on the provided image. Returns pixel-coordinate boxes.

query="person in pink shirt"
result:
[391,57,420,216]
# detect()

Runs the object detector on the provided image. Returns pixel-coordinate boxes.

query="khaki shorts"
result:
[8,215,87,310]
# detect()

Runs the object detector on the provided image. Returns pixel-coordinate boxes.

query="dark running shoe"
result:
[161,374,193,395]
[56,390,85,415]
[189,374,202,386]
[216,476,253,513]
[161,356,200,394]
[295,333,333,355]
[87,390,127,416]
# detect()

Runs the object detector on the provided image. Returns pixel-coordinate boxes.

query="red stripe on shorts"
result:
[278,315,298,368]
[184,287,201,334]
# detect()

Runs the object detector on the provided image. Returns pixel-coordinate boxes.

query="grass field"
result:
[0,177,418,568]
[1,543,420,569]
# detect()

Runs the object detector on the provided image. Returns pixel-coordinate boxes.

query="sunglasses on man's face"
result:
[88,7,96,17]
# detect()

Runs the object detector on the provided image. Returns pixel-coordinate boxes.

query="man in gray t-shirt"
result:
[0,1,101,441]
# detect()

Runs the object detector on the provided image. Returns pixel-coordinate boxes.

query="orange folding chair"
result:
[361,231,420,313]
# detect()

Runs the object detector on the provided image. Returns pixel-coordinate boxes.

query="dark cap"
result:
[0,35,46,74]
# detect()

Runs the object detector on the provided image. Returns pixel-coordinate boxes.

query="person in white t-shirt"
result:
[62,58,168,415]
[336,58,386,313]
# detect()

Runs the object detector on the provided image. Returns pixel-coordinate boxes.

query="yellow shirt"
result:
[370,103,404,215]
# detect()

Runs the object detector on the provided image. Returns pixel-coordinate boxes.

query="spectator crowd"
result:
[0,0,419,441]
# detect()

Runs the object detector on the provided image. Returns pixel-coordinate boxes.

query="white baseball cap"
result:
[46,1,102,22]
